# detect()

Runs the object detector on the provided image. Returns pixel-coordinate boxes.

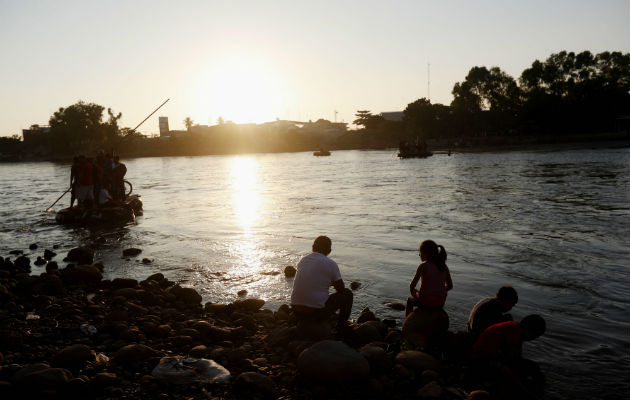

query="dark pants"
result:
[293,288,353,327]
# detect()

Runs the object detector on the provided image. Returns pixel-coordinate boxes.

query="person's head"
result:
[312,235,332,256]
[520,314,546,341]
[419,240,447,271]
[496,286,518,311]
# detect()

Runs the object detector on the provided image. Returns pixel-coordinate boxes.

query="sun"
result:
[187,54,290,124]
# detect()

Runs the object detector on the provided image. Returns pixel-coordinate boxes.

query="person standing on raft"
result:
[406,240,453,316]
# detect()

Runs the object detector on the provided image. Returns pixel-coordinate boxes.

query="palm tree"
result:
[183,117,194,131]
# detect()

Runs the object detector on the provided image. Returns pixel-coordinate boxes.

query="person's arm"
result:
[331,279,345,293]
[445,266,453,291]
[409,264,423,294]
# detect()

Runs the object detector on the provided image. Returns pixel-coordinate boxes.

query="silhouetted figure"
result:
[470,315,547,399]
[291,236,353,332]
[111,156,127,201]
[69,156,79,207]
[75,155,94,208]
[406,240,453,316]
[467,286,519,341]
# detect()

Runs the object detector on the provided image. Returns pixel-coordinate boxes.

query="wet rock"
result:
[350,281,361,290]
[145,272,165,282]
[33,256,47,266]
[53,344,94,369]
[402,308,449,348]
[92,372,119,387]
[234,372,276,398]
[61,265,103,285]
[189,345,208,358]
[142,258,152,264]
[66,246,95,265]
[283,266,296,278]
[297,340,370,383]
[44,249,56,260]
[45,261,59,272]
[468,390,492,399]
[233,298,265,312]
[204,302,231,315]
[9,249,22,255]
[122,248,142,257]
[382,318,397,328]
[113,344,159,367]
[168,285,202,304]
[357,307,376,323]
[296,319,333,341]
[111,278,138,289]
[237,289,247,296]
[354,320,386,345]
[29,243,38,250]
[394,350,440,372]
[386,302,406,311]
[359,345,391,370]
[32,274,65,296]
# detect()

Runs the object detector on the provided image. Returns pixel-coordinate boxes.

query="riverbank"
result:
[0,245,528,399]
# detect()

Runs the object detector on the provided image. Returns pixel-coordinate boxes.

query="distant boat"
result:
[313,150,331,156]
[397,151,433,159]
[398,140,433,159]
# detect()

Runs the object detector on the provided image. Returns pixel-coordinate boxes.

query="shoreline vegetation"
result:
[1,245,531,400]
[1,50,628,162]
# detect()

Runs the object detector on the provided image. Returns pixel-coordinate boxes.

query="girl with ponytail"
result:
[406,240,453,316]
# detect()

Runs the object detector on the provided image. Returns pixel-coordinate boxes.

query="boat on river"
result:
[398,139,433,159]
[313,149,331,156]
[55,194,143,225]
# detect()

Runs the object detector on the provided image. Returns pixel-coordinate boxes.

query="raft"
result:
[397,151,433,159]
[313,150,331,156]
[55,194,143,225]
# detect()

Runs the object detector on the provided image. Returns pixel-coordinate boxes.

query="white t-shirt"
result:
[291,252,342,309]
[98,188,111,205]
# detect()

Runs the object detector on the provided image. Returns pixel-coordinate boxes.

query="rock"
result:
[468,390,492,399]
[385,330,402,343]
[32,274,65,296]
[45,261,59,272]
[34,256,47,266]
[122,248,142,257]
[237,289,247,296]
[14,255,30,270]
[111,278,138,289]
[297,340,370,383]
[44,249,56,260]
[12,363,72,389]
[394,350,440,372]
[9,249,22,255]
[354,320,386,345]
[418,381,443,398]
[234,372,276,397]
[92,372,119,387]
[296,319,333,341]
[112,288,138,299]
[267,326,298,347]
[61,265,103,285]
[145,272,165,282]
[233,298,265,312]
[113,344,158,367]
[204,302,232,315]
[402,308,449,348]
[386,302,406,311]
[168,285,202,304]
[359,345,391,370]
[283,266,296,278]
[142,258,152,264]
[66,246,95,265]
[189,345,208,358]
[357,308,376,323]
[29,243,38,250]
[53,344,94,369]
[420,369,442,386]
[350,281,361,290]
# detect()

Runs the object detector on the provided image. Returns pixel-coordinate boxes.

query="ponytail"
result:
[420,240,448,272]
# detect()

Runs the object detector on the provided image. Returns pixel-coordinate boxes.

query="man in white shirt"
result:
[291,236,353,330]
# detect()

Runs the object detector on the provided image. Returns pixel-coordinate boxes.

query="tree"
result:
[353,110,384,130]
[216,116,225,125]
[48,101,121,153]
[183,117,194,131]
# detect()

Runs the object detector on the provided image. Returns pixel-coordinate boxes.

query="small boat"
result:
[313,150,331,156]
[55,194,143,225]
[398,139,432,159]
[397,151,433,159]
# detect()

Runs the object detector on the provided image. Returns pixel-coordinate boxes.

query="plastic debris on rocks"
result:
[26,312,40,320]
[151,356,231,384]
[80,323,98,335]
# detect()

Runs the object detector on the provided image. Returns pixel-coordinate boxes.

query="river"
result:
[1,147,629,399]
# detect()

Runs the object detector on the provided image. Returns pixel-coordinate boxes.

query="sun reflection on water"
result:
[229,157,261,229]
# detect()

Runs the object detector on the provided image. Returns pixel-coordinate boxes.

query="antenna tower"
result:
[427,62,431,102]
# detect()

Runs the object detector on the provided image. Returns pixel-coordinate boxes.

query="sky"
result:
[1,0,628,137]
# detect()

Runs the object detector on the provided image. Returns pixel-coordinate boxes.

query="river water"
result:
[1,148,629,399]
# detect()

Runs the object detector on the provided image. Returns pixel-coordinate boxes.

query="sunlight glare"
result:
[229,157,260,228]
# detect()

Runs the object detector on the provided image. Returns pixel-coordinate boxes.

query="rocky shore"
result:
[0,245,503,400]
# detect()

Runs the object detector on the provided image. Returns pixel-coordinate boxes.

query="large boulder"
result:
[12,363,72,389]
[233,298,265,312]
[233,372,276,398]
[283,266,297,278]
[354,320,387,346]
[113,344,158,367]
[402,308,449,348]
[61,265,103,286]
[66,246,95,265]
[122,248,142,257]
[297,340,370,383]
[110,278,138,289]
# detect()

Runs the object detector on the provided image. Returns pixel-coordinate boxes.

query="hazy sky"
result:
[1,0,628,136]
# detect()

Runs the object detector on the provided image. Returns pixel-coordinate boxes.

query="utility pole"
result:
[427,62,431,102]
[334,110,338,123]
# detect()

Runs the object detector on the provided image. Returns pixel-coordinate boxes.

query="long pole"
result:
[45,186,72,211]
[131,98,170,132]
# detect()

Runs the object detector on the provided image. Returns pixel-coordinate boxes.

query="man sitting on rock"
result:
[467,286,519,340]
[291,235,353,333]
